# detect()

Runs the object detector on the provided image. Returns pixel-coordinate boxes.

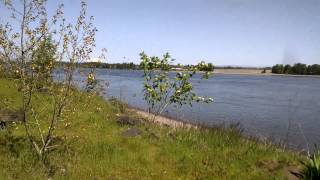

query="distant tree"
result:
[306,65,313,75]
[291,63,307,75]
[283,64,292,74]
[198,61,214,71]
[314,64,320,75]
[271,64,284,74]
[272,63,320,75]
[309,64,320,75]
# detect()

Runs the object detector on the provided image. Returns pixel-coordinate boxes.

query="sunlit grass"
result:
[0,78,302,179]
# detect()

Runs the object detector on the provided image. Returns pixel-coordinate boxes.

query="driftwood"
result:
[0,109,23,129]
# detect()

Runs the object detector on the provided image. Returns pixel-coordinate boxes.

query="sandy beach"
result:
[214,68,271,75]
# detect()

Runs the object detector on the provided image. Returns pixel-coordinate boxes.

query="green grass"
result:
[300,151,320,179]
[0,78,302,179]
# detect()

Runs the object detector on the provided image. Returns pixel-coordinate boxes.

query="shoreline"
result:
[128,107,198,129]
[100,68,320,78]
[128,106,309,154]
[214,72,320,78]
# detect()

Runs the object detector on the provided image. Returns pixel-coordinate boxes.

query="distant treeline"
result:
[53,62,139,69]
[78,62,139,69]
[56,62,214,71]
[271,63,320,75]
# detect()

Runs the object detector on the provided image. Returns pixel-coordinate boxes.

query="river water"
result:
[63,69,320,151]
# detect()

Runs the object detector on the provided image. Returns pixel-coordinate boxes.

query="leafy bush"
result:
[140,52,213,117]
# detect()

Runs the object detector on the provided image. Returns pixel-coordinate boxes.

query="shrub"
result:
[140,52,213,118]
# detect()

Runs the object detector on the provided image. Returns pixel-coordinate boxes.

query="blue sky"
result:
[2,0,320,66]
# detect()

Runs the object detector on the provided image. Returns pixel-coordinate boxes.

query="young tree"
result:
[140,52,213,119]
[0,0,100,162]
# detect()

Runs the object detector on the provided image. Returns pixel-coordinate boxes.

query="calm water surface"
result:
[65,69,320,151]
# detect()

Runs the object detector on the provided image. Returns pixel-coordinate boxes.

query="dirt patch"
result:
[122,127,142,137]
[256,160,301,179]
[283,166,301,180]
[256,160,281,172]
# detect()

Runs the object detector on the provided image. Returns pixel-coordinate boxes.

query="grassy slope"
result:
[0,78,301,179]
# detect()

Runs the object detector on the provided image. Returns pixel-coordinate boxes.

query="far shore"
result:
[214,68,320,77]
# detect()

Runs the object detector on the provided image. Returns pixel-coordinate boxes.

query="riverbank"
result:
[0,78,303,179]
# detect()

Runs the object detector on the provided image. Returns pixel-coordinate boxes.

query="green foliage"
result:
[33,37,56,76]
[283,64,292,74]
[139,51,213,115]
[291,63,307,75]
[85,70,97,92]
[198,62,214,72]
[32,36,56,88]
[271,64,284,74]
[300,151,320,179]
[272,63,320,75]
[307,64,320,75]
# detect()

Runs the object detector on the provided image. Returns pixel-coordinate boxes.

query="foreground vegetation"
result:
[0,78,304,179]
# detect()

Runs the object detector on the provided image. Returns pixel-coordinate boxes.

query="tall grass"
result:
[300,151,320,179]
